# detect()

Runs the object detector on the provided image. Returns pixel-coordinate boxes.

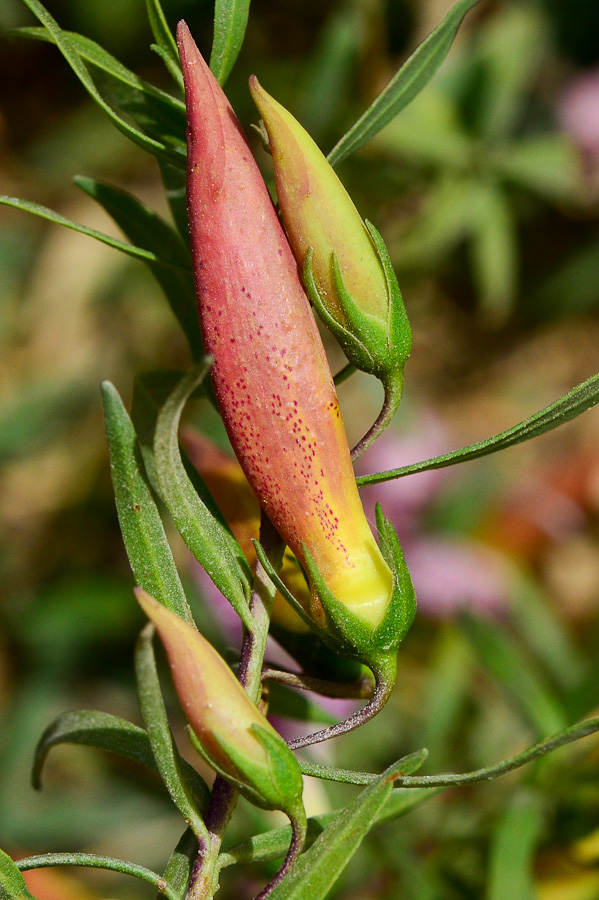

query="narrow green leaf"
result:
[0,850,37,900]
[14,854,179,900]
[327,0,482,166]
[487,790,545,900]
[146,0,183,88]
[21,0,186,167]
[218,784,436,869]
[382,716,599,789]
[101,381,194,624]
[157,829,197,900]
[460,614,568,737]
[152,365,254,630]
[74,177,202,361]
[264,758,410,899]
[135,624,208,841]
[0,196,189,269]
[356,372,599,486]
[470,181,517,322]
[9,27,184,114]
[210,0,251,85]
[31,708,209,807]
[298,749,428,786]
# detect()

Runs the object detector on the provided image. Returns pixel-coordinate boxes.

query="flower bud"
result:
[178,22,399,648]
[249,78,412,455]
[136,588,305,818]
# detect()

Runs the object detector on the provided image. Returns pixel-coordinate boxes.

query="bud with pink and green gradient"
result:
[136,588,306,821]
[177,22,415,705]
[249,78,411,457]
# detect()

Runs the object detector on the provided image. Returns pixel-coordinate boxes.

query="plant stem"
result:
[350,382,402,461]
[252,813,308,900]
[261,667,375,699]
[185,514,282,900]
[287,665,395,750]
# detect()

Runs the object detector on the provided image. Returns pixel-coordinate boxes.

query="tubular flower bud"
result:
[182,428,368,684]
[249,78,412,458]
[177,21,407,659]
[136,588,305,819]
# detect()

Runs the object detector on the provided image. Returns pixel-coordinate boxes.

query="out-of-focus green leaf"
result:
[31,708,209,807]
[218,783,436,869]
[21,0,186,168]
[327,0,482,166]
[487,790,545,900]
[372,89,472,169]
[151,365,254,630]
[135,625,208,840]
[531,240,599,319]
[0,196,189,269]
[267,683,337,726]
[101,381,195,624]
[492,136,580,203]
[14,854,179,900]
[469,181,517,321]
[263,758,411,899]
[419,627,473,768]
[299,4,364,144]
[396,178,480,270]
[159,160,190,244]
[0,850,37,900]
[511,575,587,695]
[74,177,201,360]
[460,614,568,737]
[0,377,89,463]
[474,5,546,139]
[145,0,183,88]
[356,372,599,486]
[210,0,251,85]
[157,829,197,900]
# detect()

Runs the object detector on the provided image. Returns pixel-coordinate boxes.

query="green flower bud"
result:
[249,77,412,456]
[136,588,305,822]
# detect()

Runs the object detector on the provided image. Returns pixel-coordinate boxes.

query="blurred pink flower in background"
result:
[558,67,599,157]
[357,418,509,619]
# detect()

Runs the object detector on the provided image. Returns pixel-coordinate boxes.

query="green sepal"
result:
[301,507,415,670]
[268,622,366,684]
[187,719,305,817]
[303,226,411,402]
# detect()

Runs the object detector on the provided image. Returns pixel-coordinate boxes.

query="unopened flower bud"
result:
[136,588,305,819]
[249,78,412,456]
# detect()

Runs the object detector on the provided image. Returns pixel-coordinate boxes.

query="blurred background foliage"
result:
[1,0,599,898]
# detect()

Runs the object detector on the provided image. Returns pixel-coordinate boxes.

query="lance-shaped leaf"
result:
[262,757,413,900]
[356,372,599,486]
[13,854,179,900]
[0,851,38,900]
[135,623,208,840]
[151,365,253,629]
[210,0,252,85]
[21,0,186,168]
[31,708,209,807]
[327,0,482,166]
[0,196,187,268]
[101,381,194,624]
[74,177,202,360]
[157,829,197,900]
[146,0,183,88]
[217,784,437,869]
